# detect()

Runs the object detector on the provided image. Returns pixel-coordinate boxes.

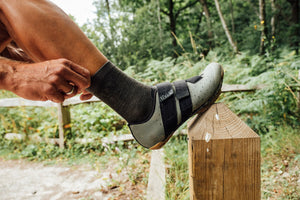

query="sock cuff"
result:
[87,61,114,93]
[86,60,154,123]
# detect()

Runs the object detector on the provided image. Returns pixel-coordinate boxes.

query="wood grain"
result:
[188,103,261,200]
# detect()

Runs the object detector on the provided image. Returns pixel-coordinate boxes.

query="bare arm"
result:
[0,57,91,103]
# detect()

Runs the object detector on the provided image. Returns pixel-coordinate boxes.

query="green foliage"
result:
[0,102,131,161]
[220,50,299,133]
[70,102,127,139]
[82,0,299,67]
[165,135,189,200]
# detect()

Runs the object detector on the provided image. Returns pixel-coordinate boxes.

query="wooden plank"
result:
[75,134,134,145]
[147,149,165,200]
[188,103,261,200]
[57,103,71,149]
[0,98,56,107]
[0,96,101,108]
[2,83,298,108]
[4,133,135,146]
[63,95,101,106]
[221,84,265,92]
[298,70,300,110]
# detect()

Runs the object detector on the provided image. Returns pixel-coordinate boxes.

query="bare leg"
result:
[0,0,107,75]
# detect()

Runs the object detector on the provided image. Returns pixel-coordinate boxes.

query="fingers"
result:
[10,59,91,103]
[60,59,91,93]
[44,59,91,102]
[80,90,93,101]
[54,79,75,96]
[42,84,65,103]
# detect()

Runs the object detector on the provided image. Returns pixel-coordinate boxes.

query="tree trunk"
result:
[229,0,235,34]
[155,0,163,51]
[105,0,115,41]
[271,0,276,37]
[161,0,199,56]
[287,0,299,54]
[271,0,277,51]
[259,0,268,55]
[214,0,238,53]
[199,0,214,48]
[169,0,177,48]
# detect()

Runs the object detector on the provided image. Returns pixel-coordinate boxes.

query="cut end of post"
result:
[188,103,259,140]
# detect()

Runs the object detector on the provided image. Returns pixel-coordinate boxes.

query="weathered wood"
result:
[57,103,71,149]
[2,82,300,108]
[188,103,261,200]
[0,96,101,108]
[4,133,135,147]
[298,70,300,111]
[147,149,165,200]
[62,96,101,106]
[0,98,56,107]
[221,84,265,92]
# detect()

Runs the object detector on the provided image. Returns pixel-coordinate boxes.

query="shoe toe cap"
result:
[188,63,224,111]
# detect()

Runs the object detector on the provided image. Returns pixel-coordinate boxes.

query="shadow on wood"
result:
[188,103,261,200]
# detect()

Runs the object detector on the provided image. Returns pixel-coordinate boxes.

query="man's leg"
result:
[0,0,224,149]
[0,0,153,122]
[0,0,106,74]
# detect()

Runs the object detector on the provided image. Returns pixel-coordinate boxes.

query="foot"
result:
[129,63,224,149]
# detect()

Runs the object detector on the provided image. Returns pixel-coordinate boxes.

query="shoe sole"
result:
[150,66,224,150]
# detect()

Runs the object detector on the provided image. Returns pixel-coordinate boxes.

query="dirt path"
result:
[0,159,146,200]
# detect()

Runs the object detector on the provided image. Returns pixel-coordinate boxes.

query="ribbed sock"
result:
[87,61,155,124]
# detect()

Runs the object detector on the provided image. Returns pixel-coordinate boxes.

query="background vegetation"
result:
[0,0,299,199]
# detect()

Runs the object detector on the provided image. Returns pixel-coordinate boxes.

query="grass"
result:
[261,126,300,199]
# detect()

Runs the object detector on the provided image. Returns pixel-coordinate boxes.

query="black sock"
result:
[87,61,155,124]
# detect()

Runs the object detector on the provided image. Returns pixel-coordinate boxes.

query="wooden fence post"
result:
[298,70,300,111]
[187,103,261,200]
[57,103,71,149]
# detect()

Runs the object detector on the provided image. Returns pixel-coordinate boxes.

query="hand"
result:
[80,90,94,101]
[9,58,91,103]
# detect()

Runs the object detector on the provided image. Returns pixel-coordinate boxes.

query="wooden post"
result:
[188,103,261,200]
[147,149,165,200]
[57,103,71,149]
[298,70,300,111]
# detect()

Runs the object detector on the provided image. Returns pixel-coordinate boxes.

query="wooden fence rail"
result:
[0,82,299,148]
[0,84,253,147]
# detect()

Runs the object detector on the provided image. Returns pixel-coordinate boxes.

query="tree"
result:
[259,0,267,55]
[160,0,199,51]
[229,0,235,34]
[270,0,277,51]
[82,0,298,66]
[287,0,299,54]
[199,0,214,48]
[214,0,239,53]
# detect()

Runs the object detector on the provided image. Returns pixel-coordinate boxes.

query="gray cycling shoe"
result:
[129,63,224,149]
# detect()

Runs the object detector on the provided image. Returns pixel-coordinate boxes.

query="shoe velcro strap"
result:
[156,82,178,137]
[173,80,192,122]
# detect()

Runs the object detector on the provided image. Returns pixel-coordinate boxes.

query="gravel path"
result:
[0,159,121,200]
